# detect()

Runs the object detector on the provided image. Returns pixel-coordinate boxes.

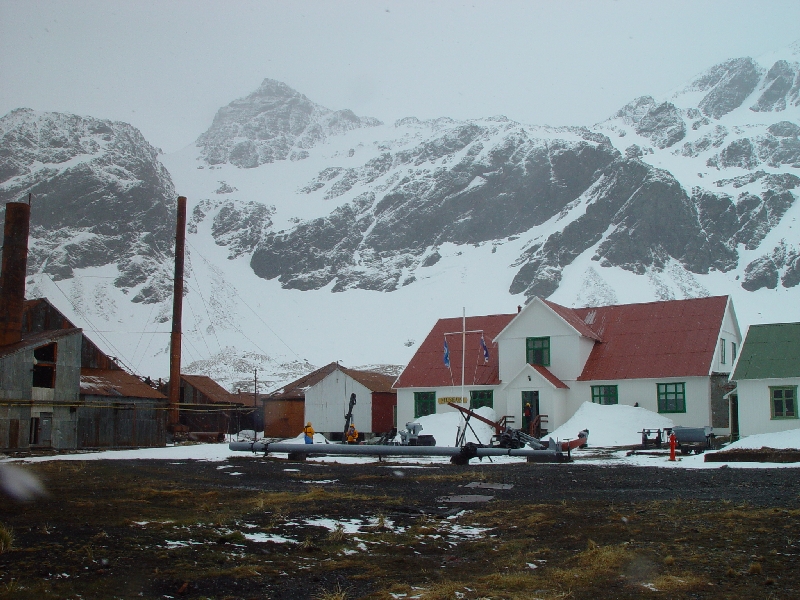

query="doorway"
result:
[30,412,53,446]
[729,394,739,441]
[521,390,539,433]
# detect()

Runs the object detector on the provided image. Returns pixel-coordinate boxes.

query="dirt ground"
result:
[1,451,799,599]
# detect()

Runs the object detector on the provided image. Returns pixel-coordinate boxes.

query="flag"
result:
[480,334,489,363]
[443,338,450,368]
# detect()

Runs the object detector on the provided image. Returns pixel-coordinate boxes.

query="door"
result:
[521,391,539,433]
[730,394,739,441]
[522,391,540,416]
[39,413,53,447]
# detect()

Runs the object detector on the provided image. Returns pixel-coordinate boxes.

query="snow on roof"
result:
[80,368,166,400]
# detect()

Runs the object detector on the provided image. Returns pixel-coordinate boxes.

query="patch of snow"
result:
[724,428,800,451]
[548,402,674,447]
[242,532,294,544]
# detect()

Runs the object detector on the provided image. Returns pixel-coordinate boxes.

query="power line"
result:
[45,274,141,377]
[185,239,303,361]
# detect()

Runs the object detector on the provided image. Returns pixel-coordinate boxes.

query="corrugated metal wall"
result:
[264,399,304,438]
[77,398,166,448]
[0,403,31,449]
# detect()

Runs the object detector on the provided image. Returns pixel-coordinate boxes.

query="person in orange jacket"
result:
[345,423,359,444]
[303,422,314,444]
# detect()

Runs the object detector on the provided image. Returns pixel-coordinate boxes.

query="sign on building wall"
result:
[438,396,468,404]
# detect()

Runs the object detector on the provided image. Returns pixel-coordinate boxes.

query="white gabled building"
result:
[730,322,800,438]
[394,296,741,436]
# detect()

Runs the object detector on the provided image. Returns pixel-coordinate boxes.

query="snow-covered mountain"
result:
[0,108,176,305]
[3,45,800,392]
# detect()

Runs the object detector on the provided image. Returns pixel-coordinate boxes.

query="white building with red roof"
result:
[394,295,741,437]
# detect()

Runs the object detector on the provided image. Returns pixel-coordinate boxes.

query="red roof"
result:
[81,368,166,400]
[532,364,569,389]
[396,296,730,388]
[394,314,515,388]
[575,295,729,381]
[270,363,397,400]
[542,300,602,341]
[181,374,238,404]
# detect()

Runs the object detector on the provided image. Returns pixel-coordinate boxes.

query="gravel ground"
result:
[1,453,799,599]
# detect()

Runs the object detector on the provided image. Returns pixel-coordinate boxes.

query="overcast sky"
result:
[2,0,799,153]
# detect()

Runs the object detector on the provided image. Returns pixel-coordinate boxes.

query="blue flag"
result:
[443,338,450,368]
[480,334,489,363]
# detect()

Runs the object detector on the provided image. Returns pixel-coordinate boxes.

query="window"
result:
[720,338,726,365]
[414,391,436,418]
[657,382,686,413]
[32,343,57,389]
[771,386,797,419]
[470,390,493,410]
[526,337,550,366]
[591,385,618,405]
[731,342,737,363]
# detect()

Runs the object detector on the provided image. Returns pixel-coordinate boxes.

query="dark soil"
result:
[1,453,799,599]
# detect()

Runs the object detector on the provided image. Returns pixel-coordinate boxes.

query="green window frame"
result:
[414,391,436,419]
[657,382,686,413]
[770,386,797,419]
[470,390,494,410]
[720,338,727,365]
[526,337,550,366]
[591,385,618,405]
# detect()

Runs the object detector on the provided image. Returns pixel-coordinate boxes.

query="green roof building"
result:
[731,323,800,437]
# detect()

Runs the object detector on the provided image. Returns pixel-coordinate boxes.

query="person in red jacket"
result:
[523,403,532,433]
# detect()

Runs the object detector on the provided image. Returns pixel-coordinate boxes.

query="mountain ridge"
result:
[2,45,799,391]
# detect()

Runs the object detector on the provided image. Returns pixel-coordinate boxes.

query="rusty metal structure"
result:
[0,201,31,346]
[0,200,168,451]
[168,196,187,428]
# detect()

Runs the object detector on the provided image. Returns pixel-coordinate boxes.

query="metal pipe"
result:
[168,196,187,427]
[0,201,31,346]
[229,440,565,460]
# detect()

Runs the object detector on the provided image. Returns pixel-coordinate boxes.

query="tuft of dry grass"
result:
[0,523,13,554]
[418,580,469,599]
[327,523,347,543]
[748,562,763,575]
[315,582,349,600]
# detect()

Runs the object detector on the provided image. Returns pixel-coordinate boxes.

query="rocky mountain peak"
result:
[196,78,382,168]
[685,57,764,118]
[0,108,176,304]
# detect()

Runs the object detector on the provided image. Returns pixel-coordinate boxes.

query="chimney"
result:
[168,196,187,427]
[0,201,31,346]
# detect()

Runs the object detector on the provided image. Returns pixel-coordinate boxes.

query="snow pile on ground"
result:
[409,406,497,447]
[548,402,674,447]
[723,428,800,451]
